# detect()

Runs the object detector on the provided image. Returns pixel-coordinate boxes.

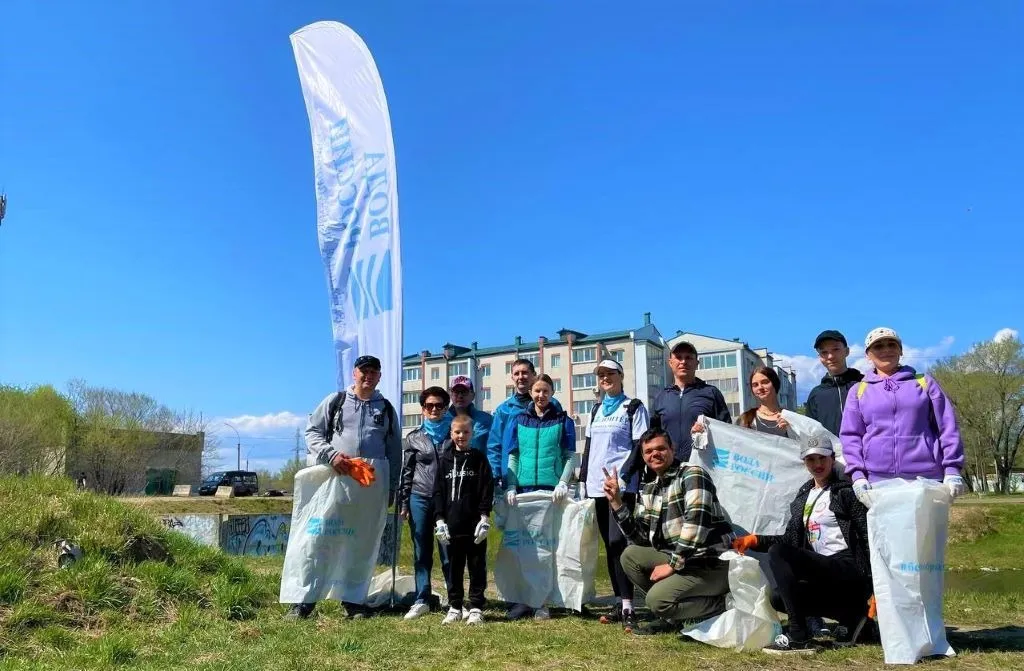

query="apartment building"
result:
[400,313,670,444]
[665,332,798,417]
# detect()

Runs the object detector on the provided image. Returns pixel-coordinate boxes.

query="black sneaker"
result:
[622,609,636,633]
[283,603,315,620]
[506,603,534,621]
[763,633,818,655]
[833,617,869,647]
[633,618,678,636]
[344,603,370,619]
[599,602,623,625]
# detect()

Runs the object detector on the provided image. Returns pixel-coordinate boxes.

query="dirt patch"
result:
[949,507,998,544]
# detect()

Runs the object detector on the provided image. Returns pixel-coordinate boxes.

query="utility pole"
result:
[294,427,301,464]
[224,421,241,470]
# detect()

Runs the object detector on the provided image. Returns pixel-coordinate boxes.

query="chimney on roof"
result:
[514,336,522,346]
[471,341,478,350]
[643,312,651,326]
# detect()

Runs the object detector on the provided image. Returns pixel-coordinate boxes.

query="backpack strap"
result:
[856,381,868,399]
[382,399,397,440]
[915,374,929,392]
[625,398,642,425]
[325,394,397,442]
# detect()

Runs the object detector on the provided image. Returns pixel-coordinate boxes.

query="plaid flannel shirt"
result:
[613,462,729,572]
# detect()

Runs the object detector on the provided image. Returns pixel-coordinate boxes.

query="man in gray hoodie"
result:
[285,354,402,620]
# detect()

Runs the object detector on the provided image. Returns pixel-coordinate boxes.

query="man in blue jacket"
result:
[486,358,561,485]
[651,342,731,462]
[447,375,493,456]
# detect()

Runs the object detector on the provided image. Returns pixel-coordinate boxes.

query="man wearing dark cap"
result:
[446,375,493,455]
[286,354,401,620]
[805,331,864,437]
[651,342,732,462]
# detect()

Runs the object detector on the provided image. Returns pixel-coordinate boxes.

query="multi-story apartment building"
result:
[400,313,670,446]
[665,332,798,417]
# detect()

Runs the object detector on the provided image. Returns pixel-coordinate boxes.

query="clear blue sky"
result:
[2,1,1021,471]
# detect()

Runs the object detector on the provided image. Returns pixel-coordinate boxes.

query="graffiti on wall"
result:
[222,515,290,556]
[160,515,220,547]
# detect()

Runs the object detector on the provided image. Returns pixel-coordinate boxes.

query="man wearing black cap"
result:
[651,342,732,463]
[286,354,401,620]
[805,331,864,438]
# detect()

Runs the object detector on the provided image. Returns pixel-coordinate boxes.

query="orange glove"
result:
[732,534,759,554]
[347,458,376,487]
[330,453,352,476]
[867,595,877,620]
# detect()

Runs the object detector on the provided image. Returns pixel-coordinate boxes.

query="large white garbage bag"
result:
[681,551,782,651]
[868,478,955,664]
[493,492,597,610]
[279,463,388,604]
[690,418,808,535]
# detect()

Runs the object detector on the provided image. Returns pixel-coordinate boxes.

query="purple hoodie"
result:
[840,366,964,483]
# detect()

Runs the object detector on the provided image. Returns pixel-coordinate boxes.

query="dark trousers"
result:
[595,495,635,600]
[407,493,450,604]
[766,544,870,641]
[445,537,487,610]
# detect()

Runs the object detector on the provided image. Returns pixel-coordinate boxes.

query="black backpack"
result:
[324,392,397,443]
[589,397,643,430]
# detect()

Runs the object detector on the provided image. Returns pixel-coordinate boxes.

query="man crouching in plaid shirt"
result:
[603,427,732,634]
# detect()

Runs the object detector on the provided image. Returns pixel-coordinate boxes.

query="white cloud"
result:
[215,411,306,441]
[994,328,1019,343]
[774,336,956,401]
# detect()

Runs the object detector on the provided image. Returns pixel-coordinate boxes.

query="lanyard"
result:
[803,485,829,532]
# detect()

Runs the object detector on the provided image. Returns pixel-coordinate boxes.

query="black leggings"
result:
[595,495,635,600]
[767,544,870,640]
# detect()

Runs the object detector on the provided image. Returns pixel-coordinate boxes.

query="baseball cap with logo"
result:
[353,355,381,370]
[800,435,835,460]
[595,359,624,374]
[449,375,474,391]
[864,327,902,351]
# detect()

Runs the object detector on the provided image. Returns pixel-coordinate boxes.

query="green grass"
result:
[121,496,292,515]
[947,505,1024,570]
[1,476,1022,670]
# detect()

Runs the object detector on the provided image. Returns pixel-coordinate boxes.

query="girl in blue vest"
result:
[500,373,578,620]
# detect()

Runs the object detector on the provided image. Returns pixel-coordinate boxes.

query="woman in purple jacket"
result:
[840,327,966,507]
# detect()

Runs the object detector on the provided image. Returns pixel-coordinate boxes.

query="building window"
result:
[550,353,561,369]
[572,373,596,390]
[573,400,596,415]
[727,403,740,418]
[610,349,625,363]
[402,413,423,428]
[402,367,421,382]
[572,347,597,364]
[480,364,491,377]
[505,385,514,397]
[448,362,468,377]
[551,378,562,393]
[431,367,440,380]
[506,355,538,373]
[480,387,492,401]
[709,378,739,393]
[505,361,513,375]
[700,353,737,369]
[402,392,419,405]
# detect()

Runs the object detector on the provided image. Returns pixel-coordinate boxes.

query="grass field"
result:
[1,476,1022,670]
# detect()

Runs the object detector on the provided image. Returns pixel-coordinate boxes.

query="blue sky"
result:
[2,1,1021,472]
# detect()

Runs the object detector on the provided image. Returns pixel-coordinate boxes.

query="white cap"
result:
[595,359,624,374]
[865,327,902,351]
[800,435,835,460]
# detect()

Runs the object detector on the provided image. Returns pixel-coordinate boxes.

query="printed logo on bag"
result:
[502,529,553,550]
[349,250,394,319]
[306,517,356,537]
[897,562,945,573]
[709,448,775,483]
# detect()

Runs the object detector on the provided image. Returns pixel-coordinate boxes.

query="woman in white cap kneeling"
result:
[730,440,872,654]
[578,358,650,632]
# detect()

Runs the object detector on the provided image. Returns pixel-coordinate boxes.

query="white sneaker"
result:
[404,602,430,620]
[533,607,550,621]
[442,607,461,625]
[462,607,470,621]
[466,608,484,625]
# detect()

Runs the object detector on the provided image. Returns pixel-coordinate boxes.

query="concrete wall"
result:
[160,514,220,546]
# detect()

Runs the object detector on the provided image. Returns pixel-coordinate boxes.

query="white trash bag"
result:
[867,478,955,665]
[279,463,388,605]
[493,491,598,611]
[681,550,782,651]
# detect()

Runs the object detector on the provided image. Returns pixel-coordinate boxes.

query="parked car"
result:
[197,471,259,497]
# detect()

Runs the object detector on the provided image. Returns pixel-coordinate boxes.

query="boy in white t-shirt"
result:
[578,359,649,632]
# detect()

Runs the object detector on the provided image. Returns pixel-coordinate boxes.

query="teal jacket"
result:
[502,404,576,489]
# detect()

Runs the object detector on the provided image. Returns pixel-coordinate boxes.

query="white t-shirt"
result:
[803,488,848,556]
[584,398,650,497]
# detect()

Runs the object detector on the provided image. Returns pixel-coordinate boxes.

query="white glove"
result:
[852,479,872,508]
[505,489,517,507]
[552,482,569,502]
[473,517,490,544]
[434,520,450,546]
[944,474,966,498]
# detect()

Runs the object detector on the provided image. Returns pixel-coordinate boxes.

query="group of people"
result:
[284,325,965,655]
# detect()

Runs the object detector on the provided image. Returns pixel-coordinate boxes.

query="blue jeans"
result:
[408,493,449,604]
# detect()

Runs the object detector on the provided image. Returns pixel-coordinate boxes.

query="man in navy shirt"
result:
[651,341,732,462]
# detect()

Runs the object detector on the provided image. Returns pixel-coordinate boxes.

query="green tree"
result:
[931,337,1024,494]
[0,384,77,475]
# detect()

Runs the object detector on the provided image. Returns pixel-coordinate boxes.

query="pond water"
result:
[946,569,1024,594]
